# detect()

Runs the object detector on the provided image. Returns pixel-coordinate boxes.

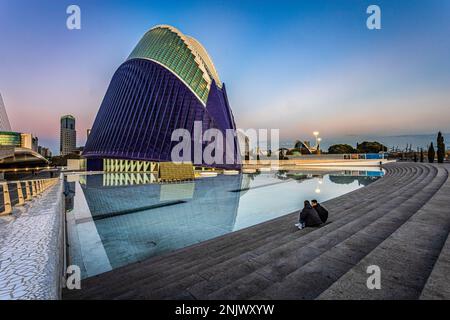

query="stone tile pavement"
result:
[0,178,64,300]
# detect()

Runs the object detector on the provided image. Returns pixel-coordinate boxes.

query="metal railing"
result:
[0,178,59,216]
[284,153,389,160]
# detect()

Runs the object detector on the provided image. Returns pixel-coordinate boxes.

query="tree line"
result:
[427,132,446,163]
[328,132,447,163]
[328,141,387,154]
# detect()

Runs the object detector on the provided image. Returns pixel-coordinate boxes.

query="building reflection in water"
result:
[66,169,383,278]
[70,173,249,275]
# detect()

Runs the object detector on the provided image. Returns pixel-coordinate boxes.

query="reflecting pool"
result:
[65,168,383,279]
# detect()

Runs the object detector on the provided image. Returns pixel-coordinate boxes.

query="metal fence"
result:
[285,153,388,160]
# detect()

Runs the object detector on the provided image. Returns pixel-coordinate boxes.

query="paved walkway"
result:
[64,163,450,300]
[0,180,64,300]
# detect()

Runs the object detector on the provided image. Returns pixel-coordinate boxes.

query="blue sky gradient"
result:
[0,0,449,153]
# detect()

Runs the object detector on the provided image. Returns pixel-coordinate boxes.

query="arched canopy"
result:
[0,147,49,169]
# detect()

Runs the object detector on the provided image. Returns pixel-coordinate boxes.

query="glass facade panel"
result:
[128,26,220,104]
[0,131,21,147]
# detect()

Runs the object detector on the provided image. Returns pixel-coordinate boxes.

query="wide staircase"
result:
[64,163,450,300]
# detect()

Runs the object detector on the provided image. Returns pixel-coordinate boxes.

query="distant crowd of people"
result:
[295,200,328,230]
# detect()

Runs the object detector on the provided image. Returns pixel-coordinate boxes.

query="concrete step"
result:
[133,165,415,269]
[420,232,450,299]
[317,166,450,300]
[111,165,436,299]
[196,166,445,299]
[64,163,448,300]
[175,167,433,299]
[71,165,425,299]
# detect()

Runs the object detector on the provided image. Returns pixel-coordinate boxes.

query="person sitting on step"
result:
[312,199,329,224]
[295,200,322,230]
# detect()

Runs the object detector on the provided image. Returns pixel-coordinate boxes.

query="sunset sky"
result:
[0,0,449,153]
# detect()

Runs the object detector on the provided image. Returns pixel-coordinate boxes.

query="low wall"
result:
[0,176,64,300]
[243,159,392,168]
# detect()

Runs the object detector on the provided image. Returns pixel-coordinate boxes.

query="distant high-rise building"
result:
[38,146,52,158]
[32,136,39,152]
[0,92,12,131]
[60,115,77,156]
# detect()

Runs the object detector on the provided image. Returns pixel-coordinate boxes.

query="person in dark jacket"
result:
[296,200,322,229]
[312,200,329,223]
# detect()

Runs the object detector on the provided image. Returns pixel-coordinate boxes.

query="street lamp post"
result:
[313,131,319,149]
[317,137,322,155]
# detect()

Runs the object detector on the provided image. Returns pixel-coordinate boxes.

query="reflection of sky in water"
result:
[234,174,370,231]
[65,169,382,279]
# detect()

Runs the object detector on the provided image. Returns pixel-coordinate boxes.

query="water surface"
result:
[65,168,383,278]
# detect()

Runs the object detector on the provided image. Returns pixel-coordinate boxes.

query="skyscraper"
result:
[60,115,76,156]
[0,92,12,132]
[84,25,240,170]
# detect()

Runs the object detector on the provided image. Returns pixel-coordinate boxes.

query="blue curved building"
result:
[84,25,240,170]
